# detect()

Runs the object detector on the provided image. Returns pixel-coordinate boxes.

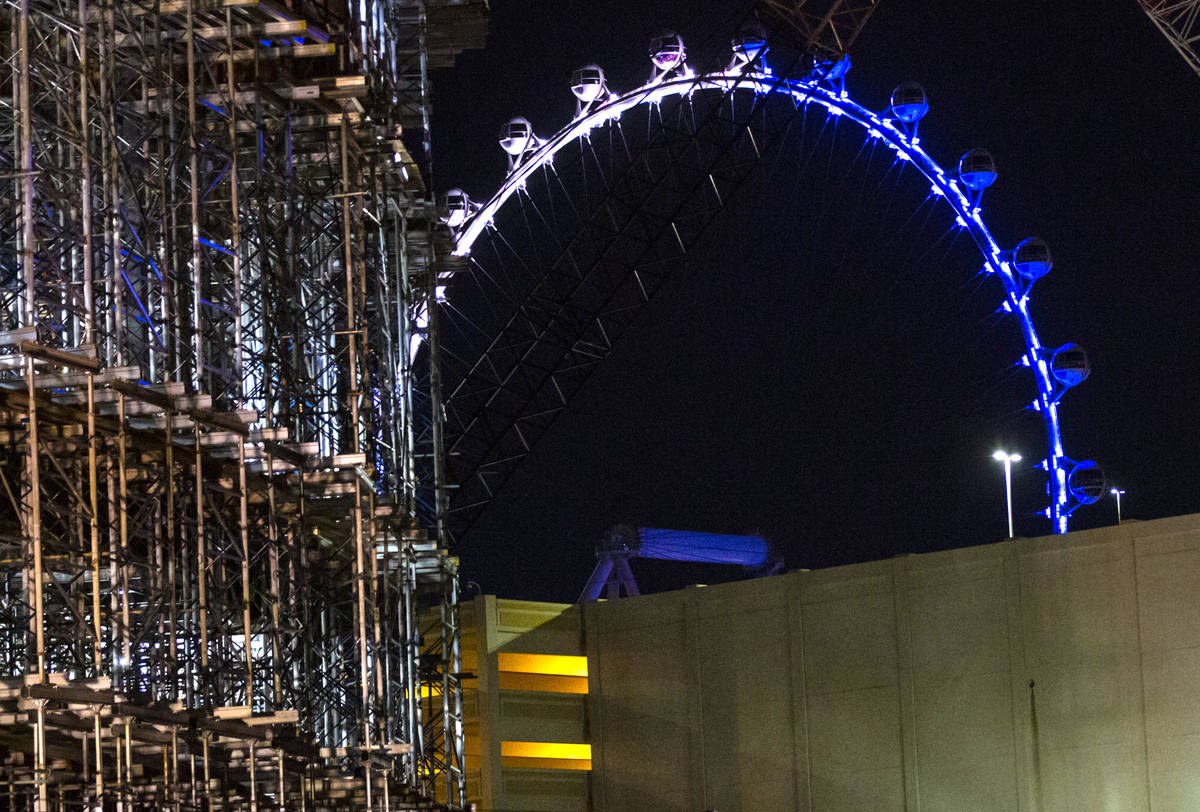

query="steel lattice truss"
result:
[0,0,482,808]
[1137,0,1200,77]
[759,0,882,55]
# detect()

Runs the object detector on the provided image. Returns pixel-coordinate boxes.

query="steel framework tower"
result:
[0,0,484,808]
[758,0,882,55]
[1136,0,1200,76]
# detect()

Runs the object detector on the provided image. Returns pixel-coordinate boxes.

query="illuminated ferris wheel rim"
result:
[445,52,1100,533]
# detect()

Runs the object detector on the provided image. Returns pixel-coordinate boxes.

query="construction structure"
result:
[758,0,881,56]
[1136,0,1200,78]
[0,0,485,808]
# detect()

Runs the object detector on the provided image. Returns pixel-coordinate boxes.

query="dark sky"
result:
[430,0,1200,602]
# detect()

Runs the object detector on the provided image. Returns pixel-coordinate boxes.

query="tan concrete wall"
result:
[463,597,590,812]
[584,513,1200,811]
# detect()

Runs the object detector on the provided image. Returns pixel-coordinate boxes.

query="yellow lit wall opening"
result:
[501,741,592,771]
[497,652,588,694]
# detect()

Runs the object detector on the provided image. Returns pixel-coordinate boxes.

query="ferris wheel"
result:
[433,24,1105,542]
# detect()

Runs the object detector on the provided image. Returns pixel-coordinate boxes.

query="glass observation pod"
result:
[1068,461,1106,504]
[888,82,930,123]
[958,148,998,190]
[1012,237,1052,281]
[649,33,686,71]
[571,66,606,102]
[1051,343,1090,387]
[499,117,534,156]
[730,27,768,64]
[442,189,471,228]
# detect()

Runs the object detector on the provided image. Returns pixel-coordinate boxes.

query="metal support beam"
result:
[1136,0,1200,77]
[759,0,882,55]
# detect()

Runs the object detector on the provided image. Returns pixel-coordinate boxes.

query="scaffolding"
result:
[0,0,484,808]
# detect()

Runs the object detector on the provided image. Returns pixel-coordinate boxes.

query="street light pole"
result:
[1111,488,1126,524]
[993,450,1022,539]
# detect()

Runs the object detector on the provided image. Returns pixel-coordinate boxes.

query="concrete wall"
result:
[584,513,1200,811]
[463,597,590,811]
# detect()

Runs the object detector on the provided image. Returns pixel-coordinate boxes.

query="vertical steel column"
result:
[186,0,203,391]
[415,0,449,554]
[441,560,465,806]
[17,1,48,806]
[342,115,375,811]
[76,15,106,806]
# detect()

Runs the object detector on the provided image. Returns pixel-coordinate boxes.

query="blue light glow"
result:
[198,237,234,256]
[199,99,227,117]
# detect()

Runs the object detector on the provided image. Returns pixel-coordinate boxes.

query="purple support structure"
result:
[579,526,781,602]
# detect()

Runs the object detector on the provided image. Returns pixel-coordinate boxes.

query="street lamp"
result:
[992,450,1022,539]
[1111,487,1126,524]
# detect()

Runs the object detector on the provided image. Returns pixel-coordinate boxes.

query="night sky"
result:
[430,0,1200,602]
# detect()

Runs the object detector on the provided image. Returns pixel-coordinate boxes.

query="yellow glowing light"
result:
[497,653,587,677]
[501,741,591,760]
[500,741,592,770]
